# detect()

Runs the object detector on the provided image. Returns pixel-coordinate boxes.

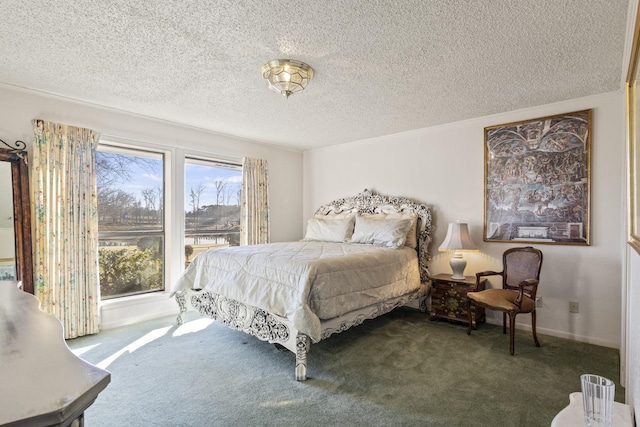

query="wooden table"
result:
[0,281,110,426]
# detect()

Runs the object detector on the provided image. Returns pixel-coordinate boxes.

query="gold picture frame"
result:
[483,110,591,245]
[627,8,640,254]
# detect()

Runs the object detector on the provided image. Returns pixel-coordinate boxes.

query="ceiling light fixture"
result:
[260,59,314,99]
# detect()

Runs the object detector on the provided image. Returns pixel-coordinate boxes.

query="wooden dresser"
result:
[430,273,486,327]
[0,281,110,426]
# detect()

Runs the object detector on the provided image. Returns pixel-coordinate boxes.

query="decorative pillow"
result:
[360,212,419,248]
[303,216,356,242]
[350,215,413,248]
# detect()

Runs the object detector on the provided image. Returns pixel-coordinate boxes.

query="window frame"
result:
[95,138,243,307]
[96,141,169,300]
[184,155,242,263]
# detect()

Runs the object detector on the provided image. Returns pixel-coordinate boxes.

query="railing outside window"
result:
[184,157,242,267]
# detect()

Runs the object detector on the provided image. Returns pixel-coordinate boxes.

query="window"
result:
[96,144,165,299]
[184,157,242,266]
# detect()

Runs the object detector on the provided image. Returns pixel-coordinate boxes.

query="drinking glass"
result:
[581,374,614,427]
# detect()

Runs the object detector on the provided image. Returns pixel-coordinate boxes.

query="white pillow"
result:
[360,212,418,248]
[315,211,356,220]
[350,215,413,248]
[303,216,356,242]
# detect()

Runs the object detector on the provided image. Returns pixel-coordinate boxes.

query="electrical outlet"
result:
[535,297,542,307]
[569,301,579,313]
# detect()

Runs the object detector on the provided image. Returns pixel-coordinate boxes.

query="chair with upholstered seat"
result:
[466,246,543,355]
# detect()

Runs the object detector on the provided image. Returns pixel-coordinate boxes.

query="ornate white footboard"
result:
[175,288,310,381]
[174,284,426,381]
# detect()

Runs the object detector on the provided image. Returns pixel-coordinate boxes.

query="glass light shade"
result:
[261,59,314,98]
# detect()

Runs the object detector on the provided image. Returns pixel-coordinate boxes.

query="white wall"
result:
[304,91,625,349]
[626,248,640,412]
[0,84,304,328]
[0,229,15,259]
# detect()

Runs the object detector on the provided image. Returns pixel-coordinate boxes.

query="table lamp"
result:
[438,222,477,280]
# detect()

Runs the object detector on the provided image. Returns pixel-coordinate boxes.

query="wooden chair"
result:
[466,246,543,355]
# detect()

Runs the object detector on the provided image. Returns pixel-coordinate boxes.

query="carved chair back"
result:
[503,246,543,298]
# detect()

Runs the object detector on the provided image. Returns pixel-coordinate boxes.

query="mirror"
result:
[0,140,33,293]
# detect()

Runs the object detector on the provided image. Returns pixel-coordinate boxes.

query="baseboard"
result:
[484,317,620,350]
[100,293,619,350]
[100,292,179,330]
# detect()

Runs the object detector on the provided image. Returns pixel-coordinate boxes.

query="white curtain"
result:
[31,119,101,338]
[240,157,270,245]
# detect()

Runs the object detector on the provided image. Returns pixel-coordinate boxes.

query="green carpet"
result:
[67,309,622,426]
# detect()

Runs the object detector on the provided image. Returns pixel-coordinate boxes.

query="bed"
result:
[171,189,432,380]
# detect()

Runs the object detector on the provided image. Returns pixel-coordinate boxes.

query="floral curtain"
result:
[31,119,101,339]
[240,157,270,245]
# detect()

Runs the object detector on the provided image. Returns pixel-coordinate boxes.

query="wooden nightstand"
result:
[430,273,486,327]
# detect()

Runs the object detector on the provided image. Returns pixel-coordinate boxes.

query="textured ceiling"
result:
[0,0,630,150]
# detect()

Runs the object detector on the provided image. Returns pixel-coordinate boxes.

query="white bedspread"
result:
[171,241,421,341]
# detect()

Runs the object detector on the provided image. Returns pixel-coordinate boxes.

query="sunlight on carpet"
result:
[93,325,171,369]
[69,343,101,357]
[172,317,214,337]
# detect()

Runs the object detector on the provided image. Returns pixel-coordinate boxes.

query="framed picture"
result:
[483,110,591,245]
[627,8,640,255]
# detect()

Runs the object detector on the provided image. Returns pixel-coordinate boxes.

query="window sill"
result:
[100,291,169,307]
[100,291,178,330]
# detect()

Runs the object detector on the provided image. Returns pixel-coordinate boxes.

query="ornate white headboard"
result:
[314,189,433,283]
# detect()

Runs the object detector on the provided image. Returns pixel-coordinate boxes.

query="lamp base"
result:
[449,252,467,280]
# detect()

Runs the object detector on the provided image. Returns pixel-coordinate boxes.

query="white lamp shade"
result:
[438,222,477,251]
[439,222,477,279]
